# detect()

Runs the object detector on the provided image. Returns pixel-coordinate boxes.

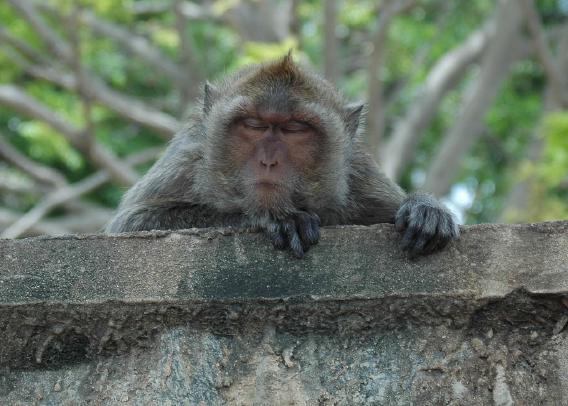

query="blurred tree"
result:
[0,0,566,237]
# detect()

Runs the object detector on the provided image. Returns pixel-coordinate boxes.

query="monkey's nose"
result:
[260,159,278,169]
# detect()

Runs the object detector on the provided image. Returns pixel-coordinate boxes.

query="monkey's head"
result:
[194,54,363,220]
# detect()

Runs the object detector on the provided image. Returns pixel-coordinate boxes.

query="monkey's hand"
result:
[263,211,321,258]
[395,193,459,256]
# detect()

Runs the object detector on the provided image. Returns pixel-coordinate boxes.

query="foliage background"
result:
[0,0,567,237]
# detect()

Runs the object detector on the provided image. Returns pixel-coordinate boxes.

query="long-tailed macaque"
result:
[107,54,459,258]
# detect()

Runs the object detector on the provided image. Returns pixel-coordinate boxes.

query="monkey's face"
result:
[197,56,359,217]
[228,109,320,211]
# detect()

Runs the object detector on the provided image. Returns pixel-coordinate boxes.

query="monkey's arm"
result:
[106,201,243,232]
[106,201,198,232]
[348,154,459,256]
[346,154,406,225]
[106,135,245,233]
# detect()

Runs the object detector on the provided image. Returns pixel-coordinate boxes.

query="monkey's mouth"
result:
[245,180,294,210]
[252,181,289,198]
[254,181,291,193]
[255,181,279,188]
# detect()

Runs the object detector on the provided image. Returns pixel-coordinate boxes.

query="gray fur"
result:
[106,57,458,257]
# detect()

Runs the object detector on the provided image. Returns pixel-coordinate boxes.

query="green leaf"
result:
[18,121,83,170]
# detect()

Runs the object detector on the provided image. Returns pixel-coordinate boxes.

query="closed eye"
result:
[281,121,310,133]
[242,118,268,131]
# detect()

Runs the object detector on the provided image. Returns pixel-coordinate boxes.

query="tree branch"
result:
[0,85,80,142]
[129,1,171,16]
[35,1,189,91]
[80,76,181,137]
[0,27,52,66]
[366,0,416,158]
[0,176,42,196]
[174,0,202,107]
[381,21,495,180]
[56,208,113,233]
[7,0,72,62]
[14,64,180,137]
[0,206,115,236]
[324,0,339,83]
[224,0,291,42]
[7,0,180,138]
[80,8,186,86]
[130,1,214,19]
[0,174,108,238]
[520,0,568,108]
[68,6,96,160]
[499,26,568,222]
[0,85,139,186]
[423,0,524,197]
[0,134,67,187]
[0,147,160,239]
[289,0,301,41]
[0,208,71,236]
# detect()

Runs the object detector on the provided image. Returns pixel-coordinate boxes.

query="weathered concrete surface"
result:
[0,222,567,405]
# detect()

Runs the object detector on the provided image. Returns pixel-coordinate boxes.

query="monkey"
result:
[106,54,459,258]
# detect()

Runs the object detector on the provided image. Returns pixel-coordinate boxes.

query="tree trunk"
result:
[381,22,494,180]
[366,0,415,159]
[324,0,339,83]
[423,0,523,197]
[500,25,568,221]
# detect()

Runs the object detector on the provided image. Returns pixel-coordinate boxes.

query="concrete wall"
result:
[1,222,567,405]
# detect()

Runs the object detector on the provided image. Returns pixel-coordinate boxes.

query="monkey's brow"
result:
[230,102,325,129]
[239,115,315,129]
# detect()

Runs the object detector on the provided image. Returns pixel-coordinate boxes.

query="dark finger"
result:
[308,214,320,244]
[395,204,409,232]
[296,213,320,248]
[432,214,452,251]
[400,224,420,252]
[422,214,447,254]
[265,222,286,250]
[409,209,438,256]
[283,220,304,258]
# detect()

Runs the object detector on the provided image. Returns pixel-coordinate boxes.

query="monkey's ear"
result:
[203,81,220,114]
[343,103,365,137]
